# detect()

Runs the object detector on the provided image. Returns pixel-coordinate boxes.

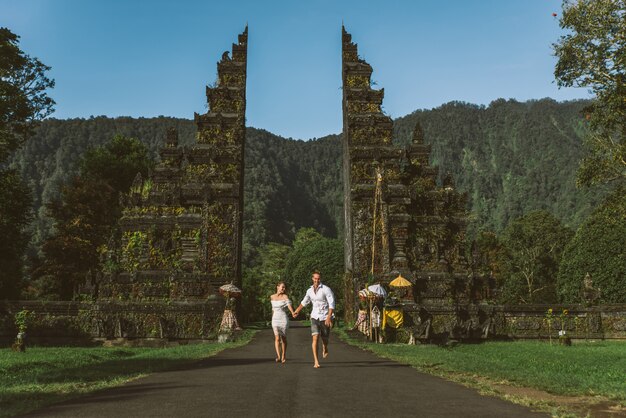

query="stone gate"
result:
[341,27,471,331]
[1,27,625,343]
[88,27,248,339]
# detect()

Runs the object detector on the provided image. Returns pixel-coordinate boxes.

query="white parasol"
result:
[359,284,387,299]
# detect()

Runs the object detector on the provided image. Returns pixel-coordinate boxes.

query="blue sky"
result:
[2,0,590,140]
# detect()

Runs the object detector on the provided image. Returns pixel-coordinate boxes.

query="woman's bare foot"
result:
[281,357,286,363]
[313,363,321,368]
[322,348,329,358]
[275,358,280,363]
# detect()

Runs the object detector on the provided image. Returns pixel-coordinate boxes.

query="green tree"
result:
[80,134,154,192]
[554,0,626,187]
[284,229,344,314]
[0,27,55,162]
[497,211,573,304]
[33,135,153,299]
[557,185,626,303]
[292,227,323,249]
[241,242,291,322]
[34,177,118,299]
[472,231,502,279]
[0,27,54,297]
[0,170,32,298]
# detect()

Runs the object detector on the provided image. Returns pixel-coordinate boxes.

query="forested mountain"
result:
[393,98,607,233]
[8,117,343,264]
[8,98,607,266]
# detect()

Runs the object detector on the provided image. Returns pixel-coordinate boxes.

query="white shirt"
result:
[300,283,336,321]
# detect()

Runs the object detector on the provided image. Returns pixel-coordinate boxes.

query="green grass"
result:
[337,329,626,402]
[0,330,256,417]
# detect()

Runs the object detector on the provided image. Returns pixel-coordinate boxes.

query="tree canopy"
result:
[0,27,54,298]
[32,135,153,299]
[0,27,55,162]
[0,170,32,298]
[9,99,606,273]
[497,211,573,304]
[283,228,344,314]
[557,185,626,304]
[554,0,626,187]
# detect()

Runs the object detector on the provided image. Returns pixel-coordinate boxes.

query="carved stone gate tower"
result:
[94,28,248,339]
[341,27,471,325]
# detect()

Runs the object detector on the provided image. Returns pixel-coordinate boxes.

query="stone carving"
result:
[581,273,601,306]
[342,27,472,326]
[91,28,248,339]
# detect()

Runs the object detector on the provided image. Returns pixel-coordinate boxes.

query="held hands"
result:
[292,310,299,318]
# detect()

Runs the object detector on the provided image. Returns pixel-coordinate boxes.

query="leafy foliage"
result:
[283,229,344,314]
[0,27,55,162]
[9,99,604,273]
[0,169,32,298]
[241,242,291,322]
[80,134,154,192]
[32,136,153,299]
[393,99,608,234]
[557,185,626,303]
[497,211,573,304]
[0,27,54,298]
[242,228,343,322]
[471,231,502,279]
[553,0,626,187]
[4,99,616,303]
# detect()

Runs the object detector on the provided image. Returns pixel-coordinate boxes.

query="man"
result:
[293,270,335,368]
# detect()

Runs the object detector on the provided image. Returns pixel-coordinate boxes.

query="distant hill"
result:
[9,98,607,265]
[392,98,607,234]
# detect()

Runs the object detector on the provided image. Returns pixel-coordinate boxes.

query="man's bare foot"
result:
[281,357,286,363]
[275,358,280,363]
[322,348,329,358]
[313,363,321,368]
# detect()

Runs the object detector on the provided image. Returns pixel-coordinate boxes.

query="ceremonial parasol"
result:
[358,283,387,300]
[218,283,243,332]
[219,283,242,297]
[389,274,412,288]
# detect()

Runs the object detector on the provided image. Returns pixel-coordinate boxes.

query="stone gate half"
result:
[89,27,248,339]
[342,27,472,328]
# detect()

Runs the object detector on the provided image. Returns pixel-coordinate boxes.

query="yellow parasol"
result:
[389,274,412,288]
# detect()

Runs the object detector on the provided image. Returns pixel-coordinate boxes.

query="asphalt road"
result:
[24,322,545,417]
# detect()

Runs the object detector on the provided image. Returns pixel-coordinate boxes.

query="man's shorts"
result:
[311,318,330,339]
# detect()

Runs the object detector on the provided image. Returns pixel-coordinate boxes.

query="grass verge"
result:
[0,330,256,417]
[336,328,626,417]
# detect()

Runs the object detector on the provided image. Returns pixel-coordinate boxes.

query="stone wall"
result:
[380,303,626,342]
[2,301,624,344]
[0,299,223,344]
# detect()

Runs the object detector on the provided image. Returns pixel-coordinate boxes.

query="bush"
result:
[557,186,626,303]
[497,211,573,304]
[283,234,344,313]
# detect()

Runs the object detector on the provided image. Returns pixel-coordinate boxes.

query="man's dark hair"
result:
[311,270,321,276]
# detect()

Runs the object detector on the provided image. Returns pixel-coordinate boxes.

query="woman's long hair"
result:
[276,281,288,296]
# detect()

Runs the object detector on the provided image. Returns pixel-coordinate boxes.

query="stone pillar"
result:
[102,27,248,309]
[194,26,248,289]
[341,27,408,320]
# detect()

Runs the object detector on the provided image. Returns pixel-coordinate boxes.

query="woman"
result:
[270,281,296,363]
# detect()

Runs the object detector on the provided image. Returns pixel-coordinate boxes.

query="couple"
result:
[270,270,335,368]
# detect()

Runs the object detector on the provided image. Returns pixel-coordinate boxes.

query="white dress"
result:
[271,299,291,336]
